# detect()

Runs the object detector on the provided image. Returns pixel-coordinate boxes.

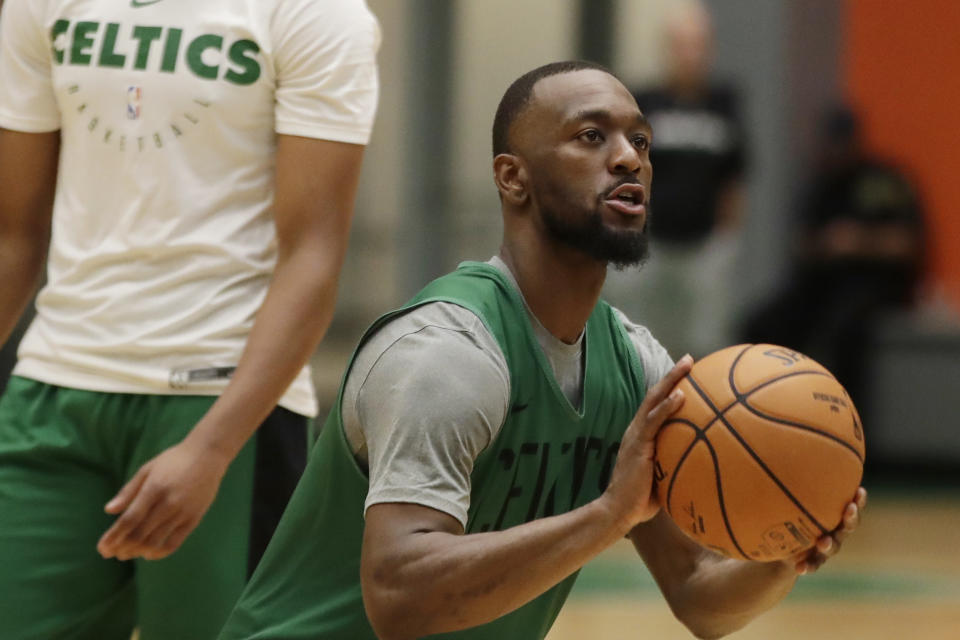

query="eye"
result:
[579,129,603,143]
[631,134,650,151]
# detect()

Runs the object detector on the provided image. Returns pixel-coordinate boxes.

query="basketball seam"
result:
[688,373,830,541]
[732,367,865,464]
[663,418,704,513]
[737,398,865,464]
[690,371,853,452]
[662,416,750,561]
[712,405,831,536]
[679,377,764,559]
[724,352,835,535]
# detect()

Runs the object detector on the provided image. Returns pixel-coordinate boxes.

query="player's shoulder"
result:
[373,300,495,343]
[347,301,512,423]
[356,301,507,378]
[0,0,49,29]
[609,306,675,390]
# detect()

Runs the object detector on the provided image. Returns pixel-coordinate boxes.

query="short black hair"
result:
[492,60,616,157]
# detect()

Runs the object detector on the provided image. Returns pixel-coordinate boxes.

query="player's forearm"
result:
[685,555,796,638]
[631,514,796,639]
[362,499,631,640]
[670,552,796,639]
[0,129,58,347]
[0,235,46,346]
[182,238,345,461]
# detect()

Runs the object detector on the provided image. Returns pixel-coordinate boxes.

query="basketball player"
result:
[218,62,866,640]
[0,0,379,638]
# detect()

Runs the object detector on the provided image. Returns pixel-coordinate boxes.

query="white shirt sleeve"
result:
[0,0,61,132]
[345,303,511,528]
[612,307,675,392]
[270,0,380,143]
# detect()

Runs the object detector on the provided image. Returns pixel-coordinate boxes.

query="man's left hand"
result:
[790,486,867,575]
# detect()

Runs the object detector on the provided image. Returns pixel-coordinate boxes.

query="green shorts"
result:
[0,376,309,640]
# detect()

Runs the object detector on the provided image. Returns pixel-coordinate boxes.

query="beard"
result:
[539,195,650,271]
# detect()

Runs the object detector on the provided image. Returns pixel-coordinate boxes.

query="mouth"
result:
[603,183,647,217]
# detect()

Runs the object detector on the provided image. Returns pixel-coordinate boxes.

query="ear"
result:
[493,153,529,206]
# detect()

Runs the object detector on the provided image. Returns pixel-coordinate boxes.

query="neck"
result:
[498,238,606,344]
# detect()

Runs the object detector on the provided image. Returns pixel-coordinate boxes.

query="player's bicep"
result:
[361,502,463,586]
[365,502,464,544]
[360,501,463,634]
[273,134,365,258]
[629,511,716,605]
[0,129,59,236]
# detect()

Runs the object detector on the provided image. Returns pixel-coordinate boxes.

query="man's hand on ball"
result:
[601,354,693,531]
[791,486,867,575]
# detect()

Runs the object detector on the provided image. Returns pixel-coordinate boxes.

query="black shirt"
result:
[798,159,924,301]
[635,84,746,243]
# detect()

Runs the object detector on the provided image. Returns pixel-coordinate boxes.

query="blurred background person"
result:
[740,104,925,411]
[604,0,747,359]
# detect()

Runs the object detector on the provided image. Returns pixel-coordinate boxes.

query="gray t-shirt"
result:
[342,256,674,526]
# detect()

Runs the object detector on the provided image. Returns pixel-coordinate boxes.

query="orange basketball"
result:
[654,344,865,562]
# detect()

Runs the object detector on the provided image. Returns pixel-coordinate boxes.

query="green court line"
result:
[571,559,960,602]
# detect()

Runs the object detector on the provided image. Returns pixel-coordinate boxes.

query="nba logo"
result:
[126,86,142,120]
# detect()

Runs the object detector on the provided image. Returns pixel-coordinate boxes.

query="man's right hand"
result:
[599,354,693,533]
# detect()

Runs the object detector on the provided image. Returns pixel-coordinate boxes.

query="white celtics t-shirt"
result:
[0,0,380,416]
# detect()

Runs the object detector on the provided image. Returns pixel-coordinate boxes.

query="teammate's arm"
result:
[360,356,692,640]
[97,135,366,561]
[97,0,378,561]
[630,488,866,639]
[0,129,58,347]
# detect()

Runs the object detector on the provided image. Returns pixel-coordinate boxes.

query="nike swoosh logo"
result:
[131,0,164,7]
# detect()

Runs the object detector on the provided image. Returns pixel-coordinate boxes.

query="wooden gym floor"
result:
[547,489,960,640]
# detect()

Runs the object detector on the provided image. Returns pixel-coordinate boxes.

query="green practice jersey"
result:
[220,261,647,639]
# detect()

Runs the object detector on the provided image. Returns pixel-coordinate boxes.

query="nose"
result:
[609,135,642,175]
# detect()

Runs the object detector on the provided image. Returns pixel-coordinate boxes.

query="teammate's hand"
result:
[97,438,231,561]
[601,354,693,531]
[790,486,867,575]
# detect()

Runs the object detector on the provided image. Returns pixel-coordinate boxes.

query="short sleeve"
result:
[612,307,675,392]
[0,0,61,132]
[355,323,510,527]
[270,0,380,143]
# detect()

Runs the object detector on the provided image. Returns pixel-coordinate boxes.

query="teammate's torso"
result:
[30,0,282,273]
[2,0,378,413]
